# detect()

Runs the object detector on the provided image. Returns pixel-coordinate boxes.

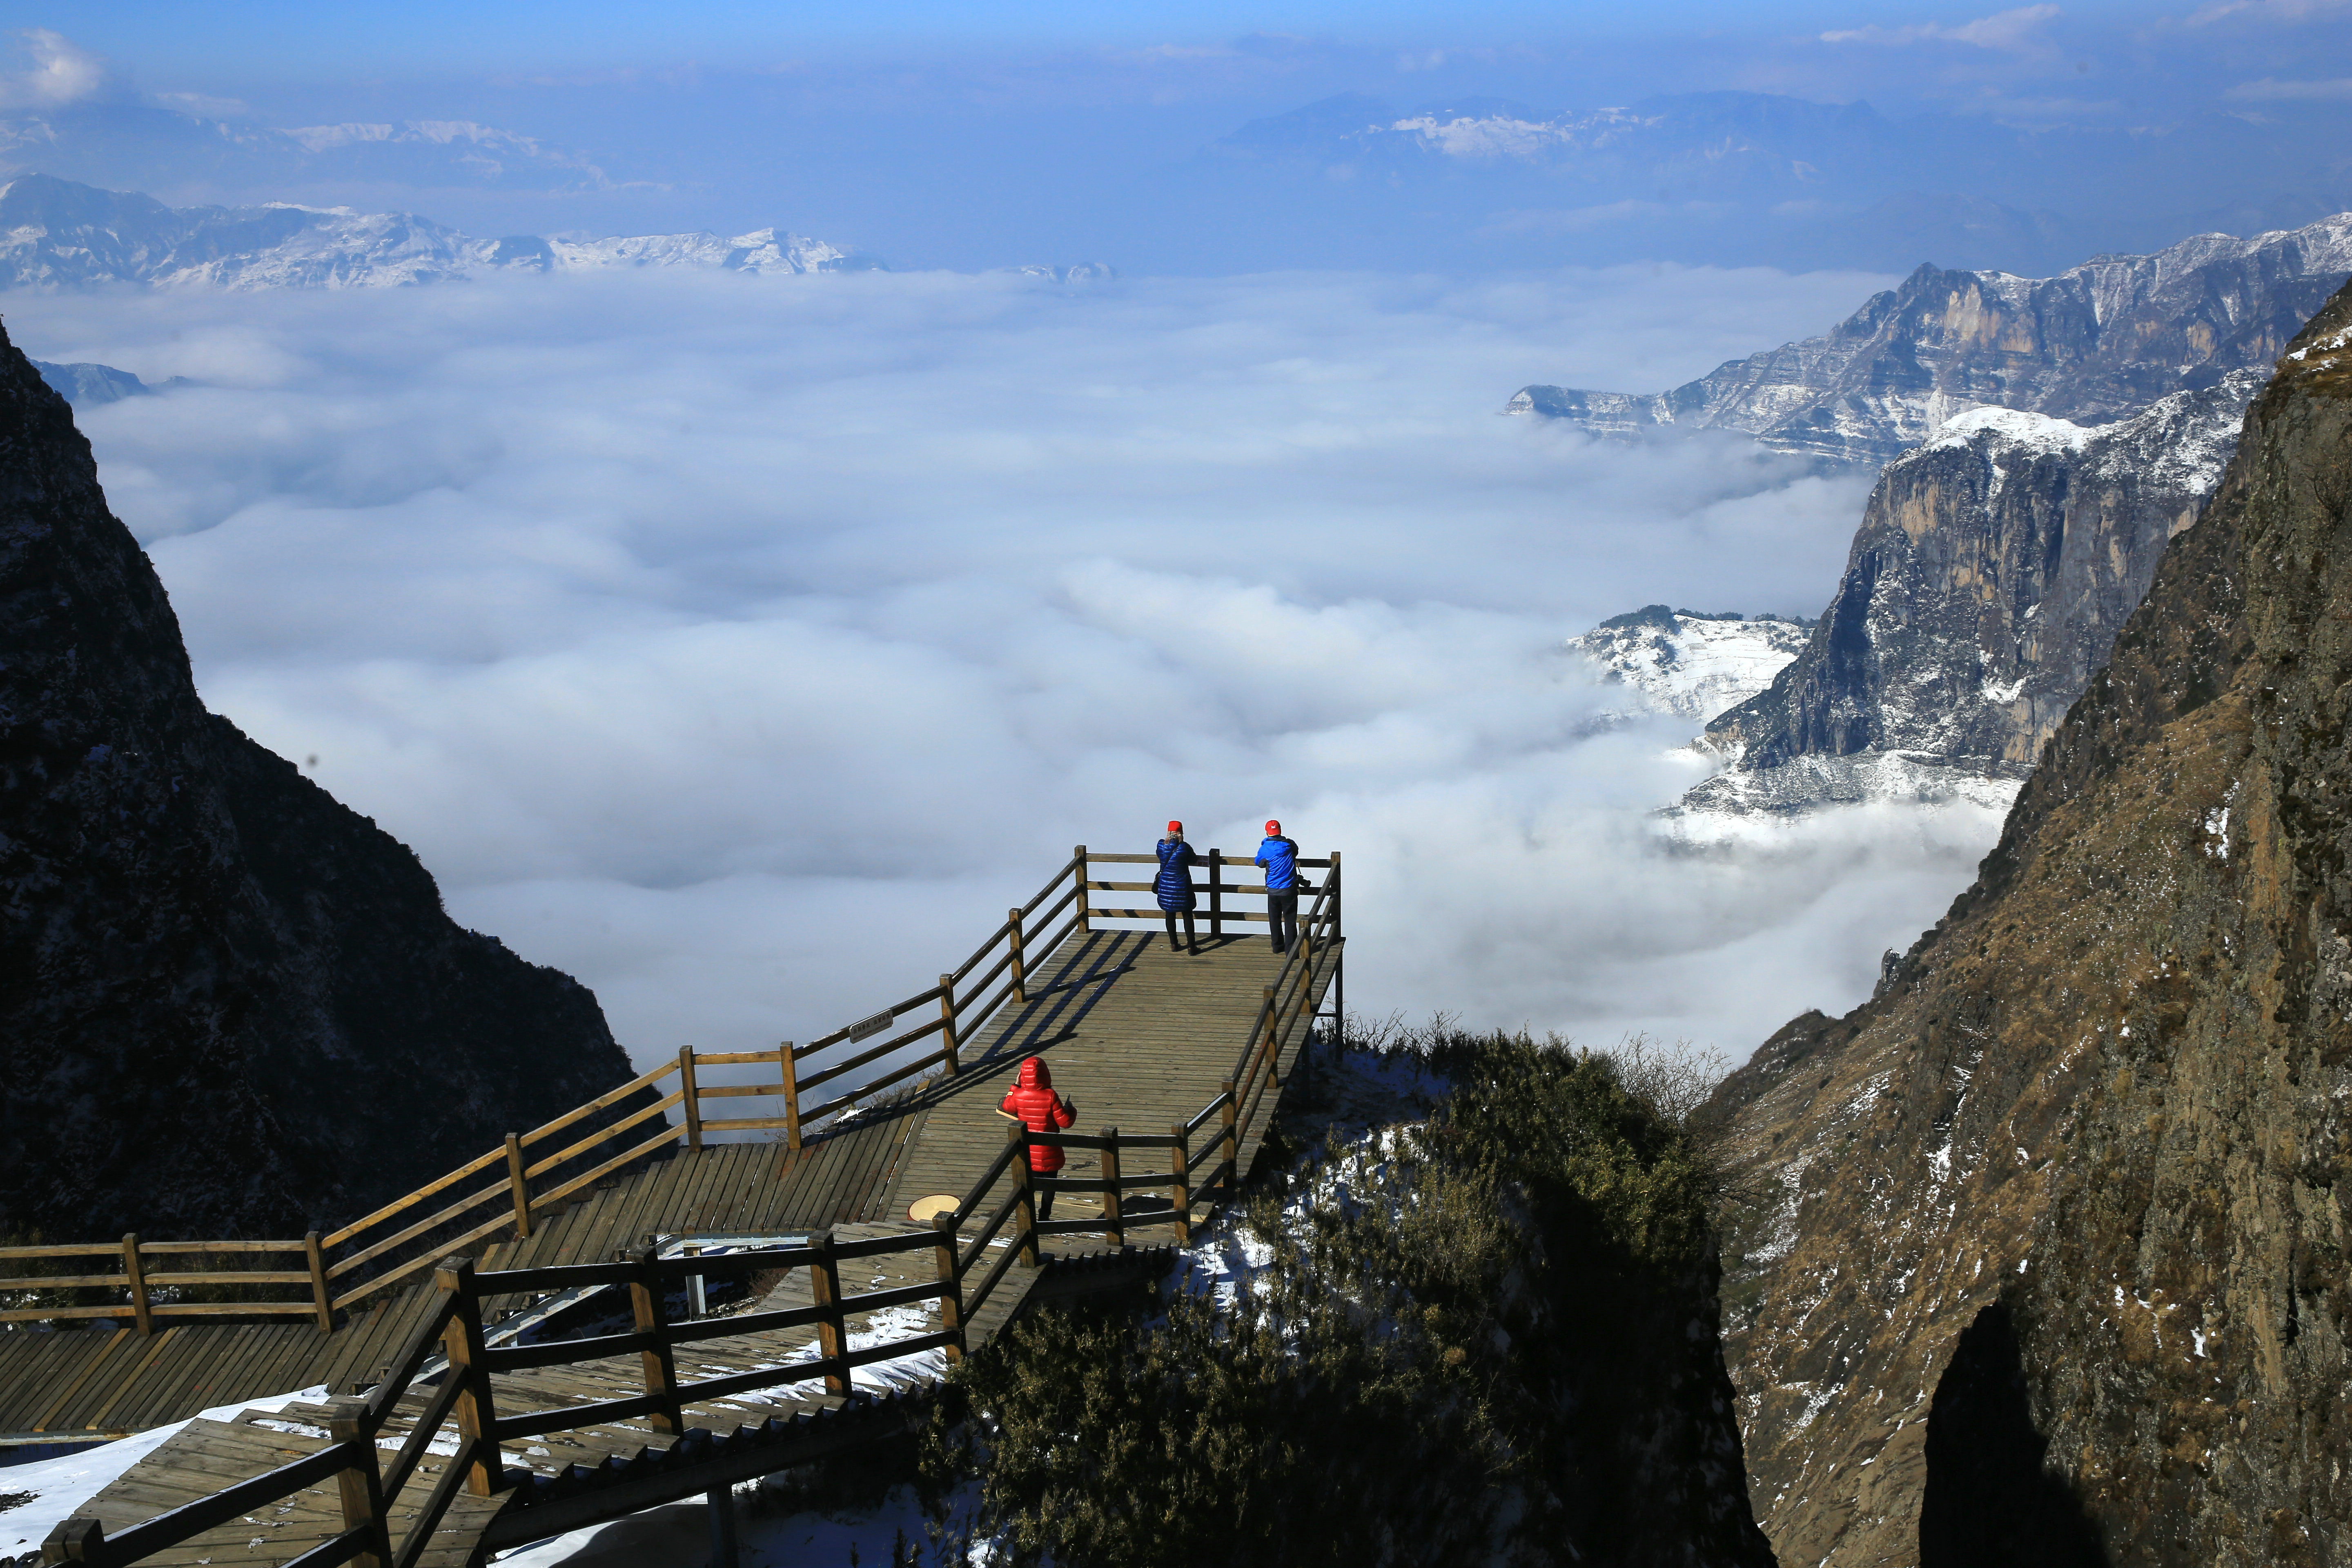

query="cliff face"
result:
[0,318,634,1241]
[1704,279,2352,1564]
[1679,372,2260,819]
[1509,216,2352,466]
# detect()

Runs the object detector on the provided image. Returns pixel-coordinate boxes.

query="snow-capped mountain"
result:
[1670,368,2265,820]
[0,174,878,291]
[1571,607,1815,725]
[1508,216,2352,466]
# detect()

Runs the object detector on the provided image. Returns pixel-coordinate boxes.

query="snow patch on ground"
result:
[0,1384,329,1559]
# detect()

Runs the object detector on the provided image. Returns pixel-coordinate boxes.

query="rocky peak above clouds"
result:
[1667,368,2267,822]
[1508,214,2352,466]
[0,173,880,290]
[1570,606,1816,725]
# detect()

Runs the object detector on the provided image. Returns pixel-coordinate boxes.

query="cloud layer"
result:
[9,262,2012,1072]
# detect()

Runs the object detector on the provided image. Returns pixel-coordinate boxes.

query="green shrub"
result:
[924,1030,1769,1568]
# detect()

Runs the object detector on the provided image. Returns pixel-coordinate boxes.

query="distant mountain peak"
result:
[0,173,882,291]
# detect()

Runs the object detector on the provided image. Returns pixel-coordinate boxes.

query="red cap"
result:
[1265,819,1281,834]
[1167,820,1183,833]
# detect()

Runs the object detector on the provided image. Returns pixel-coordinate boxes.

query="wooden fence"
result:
[32,858,1347,1568]
[2,847,1339,1334]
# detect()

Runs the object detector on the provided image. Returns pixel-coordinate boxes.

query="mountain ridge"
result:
[0,172,881,290]
[1509,214,2352,466]
[0,313,638,1240]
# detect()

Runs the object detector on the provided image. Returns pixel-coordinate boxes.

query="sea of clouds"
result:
[8,262,2011,1071]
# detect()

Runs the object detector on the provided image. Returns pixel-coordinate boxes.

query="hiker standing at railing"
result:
[1256,819,1300,955]
[1156,820,1200,955]
[996,1056,1077,1219]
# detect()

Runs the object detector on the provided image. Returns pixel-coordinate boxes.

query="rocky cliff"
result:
[0,317,636,1241]
[1509,216,2352,466]
[1676,370,2263,821]
[1572,606,1815,725]
[1703,278,2352,1564]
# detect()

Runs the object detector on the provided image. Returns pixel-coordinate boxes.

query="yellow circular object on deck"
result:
[908,1194,958,1224]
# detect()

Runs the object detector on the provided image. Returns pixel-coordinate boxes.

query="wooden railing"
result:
[1,1237,334,1331]
[36,852,1346,1568]
[2,846,1339,1335]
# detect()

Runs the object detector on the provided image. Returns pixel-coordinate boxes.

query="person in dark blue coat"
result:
[1156,821,1199,954]
[1256,819,1300,953]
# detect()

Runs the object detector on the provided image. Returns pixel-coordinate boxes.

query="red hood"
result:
[1018,1056,1051,1091]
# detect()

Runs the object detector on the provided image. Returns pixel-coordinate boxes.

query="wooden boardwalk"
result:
[883,927,1331,1228]
[0,1118,922,1438]
[7,880,1342,1568]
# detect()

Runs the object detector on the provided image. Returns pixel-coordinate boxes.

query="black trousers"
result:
[1163,908,1196,949]
[1267,889,1298,951]
[1035,1187,1056,1222]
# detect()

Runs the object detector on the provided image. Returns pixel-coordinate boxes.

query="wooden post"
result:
[808,1230,849,1397]
[708,1485,741,1568]
[930,1213,965,1361]
[1169,1125,1192,1246]
[433,1258,501,1497]
[305,1231,334,1333]
[1009,1120,1039,1268]
[1219,1080,1240,1198]
[1075,844,1089,931]
[780,1043,802,1153]
[938,975,961,1077]
[626,1245,682,1433]
[1332,851,1344,1042]
[504,1133,532,1239]
[122,1234,151,1337]
[1008,907,1027,1004]
[677,1047,702,1152]
[1100,1129,1123,1250]
[42,1518,105,1564]
[1208,849,1223,939]
[325,1395,392,1568]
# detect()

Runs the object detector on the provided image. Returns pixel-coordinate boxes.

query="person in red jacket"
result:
[996,1056,1077,1219]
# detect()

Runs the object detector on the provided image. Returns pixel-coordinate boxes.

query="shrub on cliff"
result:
[921,1032,1773,1568]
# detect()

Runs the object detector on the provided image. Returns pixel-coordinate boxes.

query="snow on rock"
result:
[1572,606,1815,726]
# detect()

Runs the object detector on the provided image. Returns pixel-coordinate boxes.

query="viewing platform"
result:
[3,844,1343,1568]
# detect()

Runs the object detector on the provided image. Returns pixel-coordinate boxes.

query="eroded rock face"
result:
[1705,279,2352,1564]
[1509,216,2352,466]
[0,319,634,1241]
[1680,371,2262,820]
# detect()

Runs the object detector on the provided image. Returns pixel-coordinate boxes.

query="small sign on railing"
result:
[848,1009,896,1043]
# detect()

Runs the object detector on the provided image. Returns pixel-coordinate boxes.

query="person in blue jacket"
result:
[1256,819,1300,954]
[1156,820,1199,954]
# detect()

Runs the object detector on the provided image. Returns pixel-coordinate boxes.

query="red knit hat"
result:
[1265,819,1281,834]
[1167,820,1183,833]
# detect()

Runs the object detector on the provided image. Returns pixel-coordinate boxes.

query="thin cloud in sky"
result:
[1819,4,2062,49]
[9,262,2012,1074]
[0,27,106,107]
[2225,74,2352,97]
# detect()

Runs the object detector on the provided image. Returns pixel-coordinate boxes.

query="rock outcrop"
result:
[1509,216,2352,466]
[1704,277,2352,1564]
[0,317,635,1241]
[1677,369,2264,820]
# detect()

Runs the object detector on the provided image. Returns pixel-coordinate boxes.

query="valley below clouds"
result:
[7,261,2006,1068]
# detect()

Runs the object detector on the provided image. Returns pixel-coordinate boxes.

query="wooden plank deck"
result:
[880,926,1339,1230]
[9,916,1334,1567]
